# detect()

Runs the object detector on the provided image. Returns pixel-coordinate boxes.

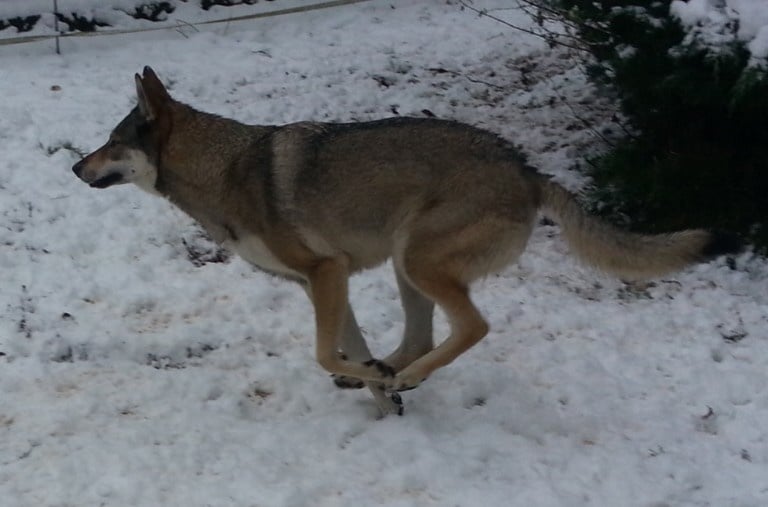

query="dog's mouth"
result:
[89,173,125,189]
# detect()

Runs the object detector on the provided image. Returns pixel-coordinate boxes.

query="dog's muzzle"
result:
[72,160,124,188]
[88,173,124,188]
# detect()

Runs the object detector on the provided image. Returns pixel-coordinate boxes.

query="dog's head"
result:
[72,66,170,193]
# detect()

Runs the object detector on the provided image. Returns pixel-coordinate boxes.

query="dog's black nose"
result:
[72,159,84,178]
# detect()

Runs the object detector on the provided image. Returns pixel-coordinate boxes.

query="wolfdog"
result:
[72,67,740,415]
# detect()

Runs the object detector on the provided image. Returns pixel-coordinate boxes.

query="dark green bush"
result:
[552,0,768,249]
[0,16,40,33]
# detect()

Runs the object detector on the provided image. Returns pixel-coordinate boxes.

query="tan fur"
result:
[537,176,712,280]
[72,67,737,415]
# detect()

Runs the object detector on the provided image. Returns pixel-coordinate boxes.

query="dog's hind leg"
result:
[391,272,488,392]
[383,268,435,372]
[384,216,519,392]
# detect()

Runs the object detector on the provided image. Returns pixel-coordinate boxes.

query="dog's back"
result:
[261,118,539,273]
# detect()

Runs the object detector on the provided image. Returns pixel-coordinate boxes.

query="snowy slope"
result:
[1,1,767,506]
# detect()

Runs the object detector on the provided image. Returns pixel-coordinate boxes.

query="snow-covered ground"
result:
[1,1,767,505]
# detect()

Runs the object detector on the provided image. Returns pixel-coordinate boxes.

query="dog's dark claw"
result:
[388,391,404,416]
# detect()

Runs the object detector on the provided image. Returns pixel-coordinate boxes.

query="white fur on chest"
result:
[225,234,301,278]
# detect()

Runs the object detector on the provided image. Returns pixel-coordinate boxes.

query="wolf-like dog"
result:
[72,67,740,415]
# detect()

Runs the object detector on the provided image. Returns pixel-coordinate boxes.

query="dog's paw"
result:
[363,358,396,378]
[332,374,365,390]
[394,381,424,392]
[372,385,404,417]
[389,369,427,392]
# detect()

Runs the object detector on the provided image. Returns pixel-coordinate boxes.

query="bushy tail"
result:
[534,175,742,280]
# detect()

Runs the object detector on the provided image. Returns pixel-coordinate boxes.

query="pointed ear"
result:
[134,73,153,121]
[134,66,171,122]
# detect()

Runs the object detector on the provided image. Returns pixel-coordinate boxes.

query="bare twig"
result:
[551,86,616,147]
[427,67,506,91]
[459,0,587,52]
[612,113,639,141]
[174,19,199,39]
[516,0,611,36]
[459,1,621,145]
[515,0,581,32]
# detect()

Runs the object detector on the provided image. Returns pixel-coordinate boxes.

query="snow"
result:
[0,0,53,19]
[671,0,768,64]
[0,1,331,41]
[1,0,768,505]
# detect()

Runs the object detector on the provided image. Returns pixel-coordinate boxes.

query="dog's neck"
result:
[151,103,275,242]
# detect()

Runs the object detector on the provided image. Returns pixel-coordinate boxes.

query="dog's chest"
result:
[224,234,301,278]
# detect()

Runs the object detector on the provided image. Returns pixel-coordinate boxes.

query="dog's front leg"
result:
[307,257,403,415]
[333,306,372,389]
